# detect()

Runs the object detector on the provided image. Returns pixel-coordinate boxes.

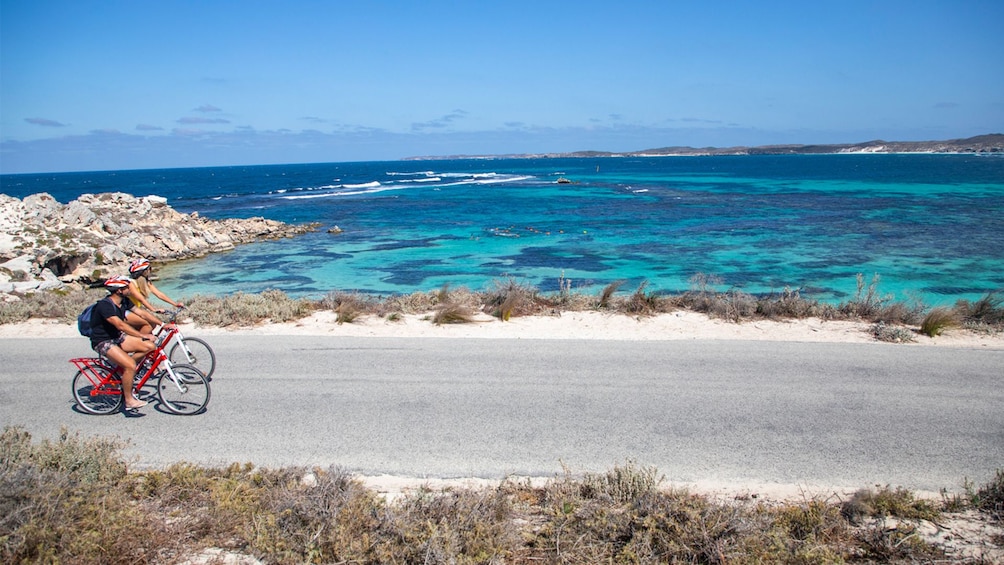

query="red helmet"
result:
[103,275,131,290]
[129,258,151,275]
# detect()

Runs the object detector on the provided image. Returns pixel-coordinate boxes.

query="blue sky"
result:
[2,0,1002,173]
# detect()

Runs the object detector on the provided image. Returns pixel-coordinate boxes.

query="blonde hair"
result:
[127,275,152,311]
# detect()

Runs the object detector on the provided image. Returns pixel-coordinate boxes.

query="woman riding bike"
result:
[128,258,185,313]
[124,258,184,334]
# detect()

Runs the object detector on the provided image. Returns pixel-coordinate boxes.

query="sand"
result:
[3,309,1002,349]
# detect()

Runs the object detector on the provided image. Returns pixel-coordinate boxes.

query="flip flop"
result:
[124,400,148,410]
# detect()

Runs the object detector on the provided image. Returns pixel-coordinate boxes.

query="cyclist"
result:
[128,258,184,313]
[89,276,156,411]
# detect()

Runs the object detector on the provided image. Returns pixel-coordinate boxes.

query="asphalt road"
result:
[3,336,1002,491]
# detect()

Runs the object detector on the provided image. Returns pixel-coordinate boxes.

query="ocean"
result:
[2,154,1003,306]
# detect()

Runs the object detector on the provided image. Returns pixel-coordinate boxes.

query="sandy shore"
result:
[3,309,1002,349]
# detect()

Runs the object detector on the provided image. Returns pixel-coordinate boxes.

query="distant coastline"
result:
[403,133,1004,161]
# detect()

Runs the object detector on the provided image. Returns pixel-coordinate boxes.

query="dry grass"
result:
[4,427,1002,564]
[920,306,961,337]
[2,275,1002,343]
[481,277,551,321]
[431,302,478,325]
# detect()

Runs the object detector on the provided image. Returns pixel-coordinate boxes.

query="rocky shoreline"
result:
[0,192,315,294]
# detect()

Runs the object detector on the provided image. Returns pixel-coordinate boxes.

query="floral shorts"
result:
[93,335,126,356]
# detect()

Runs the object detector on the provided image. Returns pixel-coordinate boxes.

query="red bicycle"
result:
[70,324,211,415]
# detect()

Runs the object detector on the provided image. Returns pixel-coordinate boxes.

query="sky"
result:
[1,0,1002,174]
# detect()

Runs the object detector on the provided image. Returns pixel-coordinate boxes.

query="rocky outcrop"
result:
[0,192,316,294]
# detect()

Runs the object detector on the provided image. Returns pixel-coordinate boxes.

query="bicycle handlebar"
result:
[160,306,186,325]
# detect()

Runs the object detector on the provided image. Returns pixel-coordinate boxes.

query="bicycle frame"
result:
[154,309,197,365]
[70,325,190,400]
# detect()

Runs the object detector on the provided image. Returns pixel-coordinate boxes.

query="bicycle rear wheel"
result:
[72,367,123,415]
[169,337,216,379]
[157,363,211,415]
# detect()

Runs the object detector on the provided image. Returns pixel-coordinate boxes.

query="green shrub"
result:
[975,469,1004,518]
[920,306,960,337]
[184,289,315,326]
[579,460,662,503]
[840,485,941,524]
[838,273,892,319]
[0,288,101,324]
[956,291,1004,331]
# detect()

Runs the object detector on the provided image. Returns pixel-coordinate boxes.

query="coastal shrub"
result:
[432,302,477,325]
[373,485,521,563]
[579,460,663,503]
[840,485,940,524]
[871,299,925,325]
[596,280,625,308]
[382,290,442,314]
[0,427,177,565]
[482,277,546,320]
[620,281,665,316]
[956,291,1004,331]
[919,306,960,337]
[683,287,757,322]
[320,291,379,324]
[184,289,314,326]
[0,299,32,324]
[975,469,1004,519]
[249,466,383,563]
[838,273,892,319]
[855,522,943,562]
[755,287,826,319]
[871,322,915,343]
[1,429,990,564]
[0,287,99,324]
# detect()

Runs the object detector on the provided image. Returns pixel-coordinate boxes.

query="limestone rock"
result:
[0,192,316,295]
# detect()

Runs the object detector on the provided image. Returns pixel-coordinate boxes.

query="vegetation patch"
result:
[3,427,1002,564]
[2,273,1002,343]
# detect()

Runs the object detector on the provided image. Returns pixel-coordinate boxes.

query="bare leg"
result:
[105,345,147,409]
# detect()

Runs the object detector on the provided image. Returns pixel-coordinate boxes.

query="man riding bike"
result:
[88,276,156,411]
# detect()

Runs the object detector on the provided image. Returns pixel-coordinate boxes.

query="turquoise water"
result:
[3,154,1002,305]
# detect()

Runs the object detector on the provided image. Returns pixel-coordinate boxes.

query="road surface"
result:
[3,336,1001,492]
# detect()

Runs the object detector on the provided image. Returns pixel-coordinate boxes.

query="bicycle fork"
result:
[158,356,189,394]
[171,333,198,365]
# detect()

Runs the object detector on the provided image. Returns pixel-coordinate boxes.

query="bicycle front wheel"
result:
[72,367,123,415]
[169,337,216,379]
[157,363,211,415]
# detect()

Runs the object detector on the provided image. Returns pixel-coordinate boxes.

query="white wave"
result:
[473,174,532,184]
[343,181,381,189]
[280,184,404,200]
[386,171,435,176]
[395,177,443,184]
